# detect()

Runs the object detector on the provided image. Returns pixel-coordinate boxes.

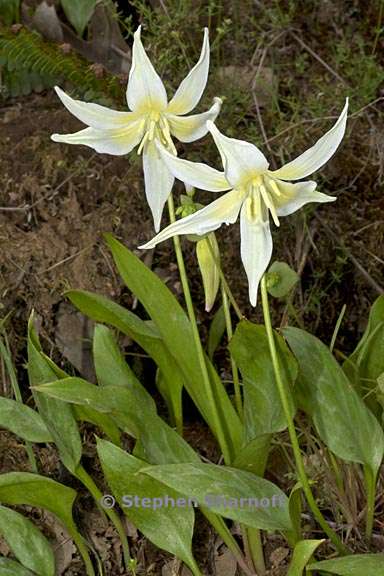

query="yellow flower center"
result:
[137,111,176,155]
[245,174,282,227]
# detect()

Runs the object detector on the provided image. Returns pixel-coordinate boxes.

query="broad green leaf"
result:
[287,539,324,576]
[61,0,96,36]
[287,483,303,545]
[232,435,271,476]
[104,234,242,457]
[143,462,292,532]
[97,439,199,573]
[0,505,55,576]
[35,378,199,465]
[284,327,384,476]
[346,295,384,361]
[230,321,297,442]
[0,397,53,443]
[267,261,299,298]
[93,324,156,412]
[27,317,82,475]
[0,558,35,576]
[344,296,384,413]
[93,324,141,389]
[67,291,185,432]
[208,305,226,359]
[73,405,121,446]
[0,473,82,556]
[309,554,384,575]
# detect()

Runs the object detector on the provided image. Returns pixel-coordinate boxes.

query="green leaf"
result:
[232,435,271,476]
[284,327,384,476]
[0,472,83,557]
[97,439,199,573]
[93,324,156,412]
[230,321,297,442]
[61,0,96,36]
[346,295,384,361]
[287,483,303,544]
[104,234,242,456]
[309,554,384,575]
[73,405,121,446]
[207,305,226,359]
[35,378,199,465]
[0,397,52,443]
[27,317,82,475]
[143,462,292,532]
[287,539,324,576]
[0,505,55,576]
[266,261,299,298]
[344,296,384,413]
[0,558,35,576]
[67,291,185,433]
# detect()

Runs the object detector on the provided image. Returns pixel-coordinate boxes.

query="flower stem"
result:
[76,466,135,572]
[246,527,266,575]
[167,195,232,464]
[71,531,95,576]
[204,510,255,576]
[364,465,376,541]
[260,276,348,555]
[221,284,243,418]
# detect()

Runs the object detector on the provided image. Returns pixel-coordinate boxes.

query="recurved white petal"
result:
[240,201,272,307]
[157,143,230,192]
[51,120,145,155]
[54,86,135,129]
[271,99,349,181]
[269,179,336,217]
[139,188,245,249]
[208,121,269,188]
[167,28,210,115]
[167,98,222,143]
[126,26,168,113]
[143,140,175,232]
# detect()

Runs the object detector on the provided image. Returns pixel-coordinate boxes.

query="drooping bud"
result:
[196,233,220,312]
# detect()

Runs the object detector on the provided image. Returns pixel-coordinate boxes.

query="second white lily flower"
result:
[140,100,349,306]
[51,26,221,231]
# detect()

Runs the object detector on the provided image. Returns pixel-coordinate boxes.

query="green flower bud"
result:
[196,233,220,312]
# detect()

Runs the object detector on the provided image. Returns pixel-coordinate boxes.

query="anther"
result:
[268,179,281,197]
[260,184,280,227]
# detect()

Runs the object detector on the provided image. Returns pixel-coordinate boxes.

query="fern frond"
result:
[0,26,125,103]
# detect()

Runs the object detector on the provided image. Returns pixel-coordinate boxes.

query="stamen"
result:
[137,131,149,155]
[160,117,177,155]
[260,184,280,227]
[268,178,282,197]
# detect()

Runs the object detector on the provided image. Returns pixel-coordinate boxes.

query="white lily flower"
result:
[51,26,221,231]
[140,100,348,305]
